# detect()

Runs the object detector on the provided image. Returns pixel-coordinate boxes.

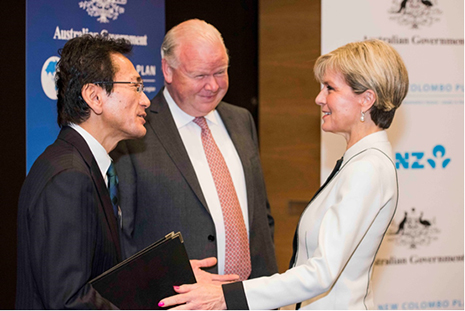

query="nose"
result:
[140,92,150,108]
[315,88,325,107]
[204,76,219,92]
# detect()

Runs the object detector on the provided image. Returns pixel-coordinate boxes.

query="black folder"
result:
[90,232,196,309]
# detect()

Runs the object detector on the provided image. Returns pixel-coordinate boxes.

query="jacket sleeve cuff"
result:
[222,281,249,310]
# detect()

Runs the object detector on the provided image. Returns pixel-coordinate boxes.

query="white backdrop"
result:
[321,0,464,309]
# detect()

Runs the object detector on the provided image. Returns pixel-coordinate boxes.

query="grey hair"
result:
[161,19,229,68]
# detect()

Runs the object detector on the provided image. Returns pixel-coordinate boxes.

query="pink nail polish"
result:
[174,285,180,290]
[158,302,164,307]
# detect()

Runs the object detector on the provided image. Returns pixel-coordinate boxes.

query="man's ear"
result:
[161,59,173,84]
[360,89,376,112]
[81,83,105,115]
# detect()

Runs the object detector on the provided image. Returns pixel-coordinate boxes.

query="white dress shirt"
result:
[163,88,249,275]
[242,131,398,310]
[69,123,112,185]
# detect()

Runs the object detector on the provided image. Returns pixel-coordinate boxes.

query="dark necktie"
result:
[106,162,119,217]
[289,157,343,269]
[193,117,251,281]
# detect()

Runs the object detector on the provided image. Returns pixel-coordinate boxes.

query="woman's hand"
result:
[158,258,236,309]
[158,283,226,310]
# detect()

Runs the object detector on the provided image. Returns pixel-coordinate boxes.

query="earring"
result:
[360,111,365,122]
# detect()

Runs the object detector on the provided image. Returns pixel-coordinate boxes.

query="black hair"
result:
[55,34,132,126]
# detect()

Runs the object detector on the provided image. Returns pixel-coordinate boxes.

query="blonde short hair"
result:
[161,19,229,68]
[314,39,409,129]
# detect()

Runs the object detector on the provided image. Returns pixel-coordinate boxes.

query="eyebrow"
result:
[322,78,335,85]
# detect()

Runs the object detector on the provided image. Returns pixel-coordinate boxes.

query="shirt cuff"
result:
[222,281,249,310]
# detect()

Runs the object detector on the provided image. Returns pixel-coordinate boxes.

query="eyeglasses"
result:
[94,81,145,93]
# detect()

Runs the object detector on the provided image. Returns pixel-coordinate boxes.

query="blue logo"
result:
[396,144,451,169]
[41,56,60,100]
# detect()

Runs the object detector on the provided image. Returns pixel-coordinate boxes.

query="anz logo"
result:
[396,144,451,169]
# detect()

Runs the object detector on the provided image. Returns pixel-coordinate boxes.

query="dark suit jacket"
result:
[16,126,121,309]
[112,90,278,278]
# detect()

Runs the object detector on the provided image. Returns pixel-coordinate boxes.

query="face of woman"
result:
[315,70,365,141]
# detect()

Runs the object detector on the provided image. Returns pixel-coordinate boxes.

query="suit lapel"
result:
[60,126,122,259]
[216,103,256,224]
[147,91,209,211]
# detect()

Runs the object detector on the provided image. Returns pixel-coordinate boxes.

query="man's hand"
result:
[190,257,239,284]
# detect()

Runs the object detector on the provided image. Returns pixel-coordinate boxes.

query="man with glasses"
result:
[16,34,150,309]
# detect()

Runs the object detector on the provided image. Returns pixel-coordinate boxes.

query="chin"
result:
[321,125,330,132]
[137,128,147,137]
[128,127,147,139]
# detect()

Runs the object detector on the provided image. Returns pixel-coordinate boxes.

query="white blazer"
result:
[242,131,398,310]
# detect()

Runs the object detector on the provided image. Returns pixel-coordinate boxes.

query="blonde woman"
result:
[159,39,409,310]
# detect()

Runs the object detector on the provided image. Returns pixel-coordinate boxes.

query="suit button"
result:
[208,235,215,242]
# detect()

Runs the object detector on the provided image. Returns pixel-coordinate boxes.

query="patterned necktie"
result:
[106,162,119,217]
[289,157,343,269]
[193,117,251,281]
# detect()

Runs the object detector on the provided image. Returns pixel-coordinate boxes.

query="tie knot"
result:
[107,163,117,178]
[335,157,343,171]
[106,162,119,217]
[193,117,209,130]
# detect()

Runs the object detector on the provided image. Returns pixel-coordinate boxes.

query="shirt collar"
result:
[69,123,112,180]
[342,130,389,165]
[163,87,219,129]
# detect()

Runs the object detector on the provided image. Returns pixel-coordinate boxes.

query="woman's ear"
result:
[361,89,376,112]
[81,83,104,115]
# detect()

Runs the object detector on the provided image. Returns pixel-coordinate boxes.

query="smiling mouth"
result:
[323,112,331,116]
[200,95,216,101]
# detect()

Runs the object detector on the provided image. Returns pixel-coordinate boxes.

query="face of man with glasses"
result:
[97,53,151,142]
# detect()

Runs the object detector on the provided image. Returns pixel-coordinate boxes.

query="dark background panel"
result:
[0,1,257,308]
[0,0,25,309]
[165,0,259,127]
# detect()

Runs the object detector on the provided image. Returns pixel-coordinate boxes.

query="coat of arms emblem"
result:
[79,0,127,23]
[388,0,442,29]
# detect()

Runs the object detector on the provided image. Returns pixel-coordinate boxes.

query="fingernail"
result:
[158,302,164,307]
[173,286,180,290]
